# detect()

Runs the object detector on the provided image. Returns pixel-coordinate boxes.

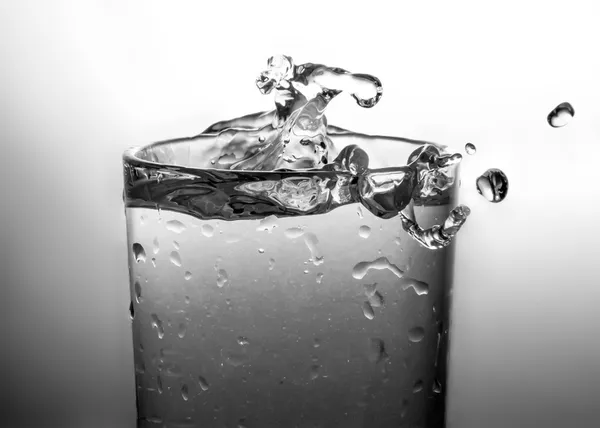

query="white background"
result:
[1,1,599,427]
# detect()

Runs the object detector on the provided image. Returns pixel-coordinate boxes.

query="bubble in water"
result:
[408,326,425,343]
[132,243,146,263]
[368,291,384,308]
[193,376,209,393]
[358,225,371,238]
[181,384,189,401]
[151,314,165,339]
[257,215,278,233]
[362,301,375,320]
[367,338,387,363]
[217,269,229,287]
[166,220,186,234]
[316,272,324,284]
[173,240,180,250]
[352,257,404,280]
[258,248,265,254]
[152,237,160,254]
[170,251,182,267]
[237,336,250,346]
[309,365,320,380]
[201,224,214,237]
[157,376,163,394]
[476,168,509,203]
[413,379,424,393]
[465,143,476,155]
[284,227,304,239]
[184,271,192,280]
[400,277,429,296]
[178,323,187,339]
[134,281,142,303]
[268,258,276,271]
[129,301,134,320]
[433,378,442,393]
[547,102,574,128]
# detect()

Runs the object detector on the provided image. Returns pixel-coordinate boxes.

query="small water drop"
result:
[237,336,250,346]
[157,376,163,394]
[178,323,187,338]
[358,225,371,239]
[181,384,189,401]
[151,257,156,267]
[129,301,134,320]
[394,236,402,246]
[362,301,375,320]
[413,379,424,393]
[151,314,165,339]
[217,269,229,288]
[408,326,425,343]
[309,364,320,380]
[303,269,310,274]
[313,338,321,348]
[258,248,265,254]
[166,220,186,234]
[170,251,182,267]
[268,258,276,271]
[134,281,142,303]
[433,378,442,393]
[132,243,146,263]
[465,143,477,155]
[284,227,304,239]
[476,168,509,203]
[173,240,180,250]
[357,206,364,219]
[184,271,192,280]
[201,224,214,237]
[316,272,324,284]
[547,102,574,128]
[184,295,190,304]
[152,237,160,254]
[197,376,209,392]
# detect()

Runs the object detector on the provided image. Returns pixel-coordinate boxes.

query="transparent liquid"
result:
[127,202,452,428]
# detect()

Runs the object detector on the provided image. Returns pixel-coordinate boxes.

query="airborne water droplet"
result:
[181,384,189,401]
[408,326,425,343]
[217,269,229,287]
[362,301,375,320]
[476,168,509,203]
[547,102,574,128]
[134,281,142,303]
[465,143,476,155]
[166,220,186,234]
[170,251,182,267]
[358,225,371,238]
[184,271,192,280]
[133,243,146,263]
[201,224,214,237]
[198,376,210,391]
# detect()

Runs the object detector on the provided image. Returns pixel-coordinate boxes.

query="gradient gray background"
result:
[1,1,599,427]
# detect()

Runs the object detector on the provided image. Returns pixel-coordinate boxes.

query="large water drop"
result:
[132,243,146,263]
[170,251,182,267]
[166,220,186,234]
[284,227,305,239]
[408,326,425,343]
[181,384,189,401]
[476,168,509,203]
[547,102,574,128]
[358,225,371,239]
[352,257,404,280]
[362,301,375,320]
[201,224,214,237]
[198,376,210,391]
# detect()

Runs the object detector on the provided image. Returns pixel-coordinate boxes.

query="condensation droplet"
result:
[413,379,424,393]
[133,243,146,263]
[400,277,429,296]
[284,227,304,239]
[362,301,375,320]
[157,376,163,394]
[352,257,403,280]
[433,378,442,393]
[368,291,384,308]
[151,314,165,339]
[152,237,160,254]
[173,240,180,250]
[258,248,265,254]
[357,206,364,218]
[134,281,142,303]
[408,326,425,343]
[367,338,387,363]
[303,269,310,274]
[309,365,320,380]
[316,272,324,284]
[268,258,276,271]
[313,338,321,348]
[151,257,156,267]
[178,323,187,338]
[465,143,476,155]
[547,102,574,128]
[476,168,509,203]
[257,215,278,233]
[181,384,189,401]
[184,295,190,304]
[198,376,210,391]
[184,271,192,280]
[201,224,214,237]
[217,269,229,288]
[358,225,371,238]
[170,251,182,267]
[237,336,250,346]
[166,220,186,234]
[129,301,134,320]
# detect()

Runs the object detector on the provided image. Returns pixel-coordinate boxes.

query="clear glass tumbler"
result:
[123,130,460,427]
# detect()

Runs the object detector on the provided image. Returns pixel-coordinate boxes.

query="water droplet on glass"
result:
[151,258,156,267]
[170,251,182,267]
[547,102,574,128]
[394,236,402,246]
[129,301,134,320]
[357,206,364,219]
[257,215,278,233]
[198,375,210,391]
[362,301,375,320]
[367,338,387,363]
[268,258,276,271]
[258,248,265,254]
[284,227,304,239]
[184,295,190,304]
[237,336,250,346]
[368,291,384,308]
[316,272,324,284]
[408,326,425,343]
[303,269,310,274]
[465,143,476,155]
[363,283,377,296]
[140,215,146,225]
[309,364,320,380]
[151,314,165,339]
[217,269,229,288]
[135,362,145,374]
[400,277,429,296]
[157,376,163,394]
[352,257,403,280]
[134,281,142,303]
[166,220,186,234]
[133,243,146,263]
[201,224,214,237]
[313,338,321,348]
[181,384,189,401]
[433,378,442,393]
[476,168,509,203]
[178,323,187,338]
[184,271,192,280]
[358,225,371,238]
[303,233,324,266]
[413,379,423,393]
[152,237,160,254]
[173,240,180,250]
